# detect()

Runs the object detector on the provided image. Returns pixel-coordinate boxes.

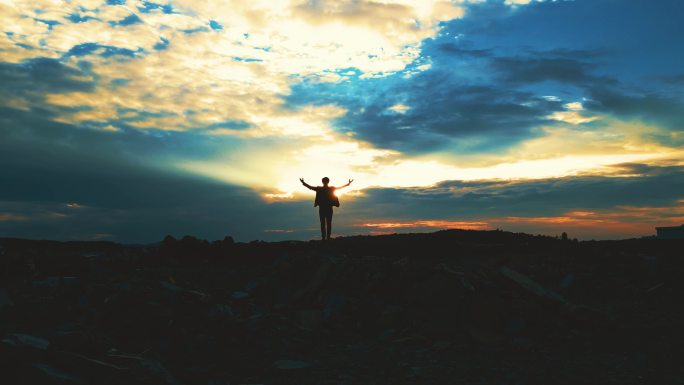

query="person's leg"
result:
[326,208,333,239]
[318,208,326,240]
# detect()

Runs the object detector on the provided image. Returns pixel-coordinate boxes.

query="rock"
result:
[0,287,13,310]
[209,304,234,319]
[499,266,567,304]
[299,309,323,329]
[469,328,505,346]
[460,277,475,292]
[292,260,333,302]
[31,363,83,385]
[559,273,575,290]
[231,291,249,300]
[469,294,507,346]
[2,333,50,350]
[561,304,610,330]
[322,295,346,320]
[57,351,128,373]
[138,359,181,385]
[646,282,665,293]
[244,281,259,291]
[432,340,451,350]
[272,360,312,370]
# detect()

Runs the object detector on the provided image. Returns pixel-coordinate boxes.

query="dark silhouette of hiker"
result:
[300,177,353,240]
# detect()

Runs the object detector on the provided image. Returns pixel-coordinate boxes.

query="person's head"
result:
[322,177,329,186]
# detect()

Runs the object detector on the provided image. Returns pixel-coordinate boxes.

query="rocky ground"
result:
[1,230,683,385]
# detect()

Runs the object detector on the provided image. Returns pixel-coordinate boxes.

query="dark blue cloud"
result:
[34,18,61,30]
[182,27,209,35]
[451,0,683,80]
[15,43,35,50]
[0,58,95,101]
[0,59,310,242]
[108,78,129,89]
[490,54,609,86]
[585,87,684,132]
[286,56,564,154]
[0,106,304,242]
[66,43,140,58]
[285,0,684,154]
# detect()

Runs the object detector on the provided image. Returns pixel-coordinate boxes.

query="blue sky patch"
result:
[115,13,143,26]
[138,1,174,14]
[67,13,97,23]
[154,37,169,51]
[209,20,223,31]
[66,43,139,58]
[34,18,61,30]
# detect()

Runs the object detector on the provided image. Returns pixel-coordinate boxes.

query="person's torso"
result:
[315,186,338,207]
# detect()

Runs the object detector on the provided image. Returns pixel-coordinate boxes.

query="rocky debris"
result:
[272,360,313,370]
[0,288,13,310]
[1,230,683,384]
[2,333,50,350]
[499,266,567,304]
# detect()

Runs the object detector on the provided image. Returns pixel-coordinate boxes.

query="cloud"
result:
[285,0,684,160]
[491,55,610,86]
[0,105,311,242]
[0,0,471,138]
[0,58,95,103]
[336,163,684,239]
[585,87,684,134]
[287,65,565,155]
[358,220,489,230]
[0,213,29,222]
[361,162,684,216]
[2,0,683,242]
[66,43,140,58]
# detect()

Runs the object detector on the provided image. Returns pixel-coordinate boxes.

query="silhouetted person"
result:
[300,177,353,240]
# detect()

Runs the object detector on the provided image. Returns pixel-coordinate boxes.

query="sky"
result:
[1,0,683,243]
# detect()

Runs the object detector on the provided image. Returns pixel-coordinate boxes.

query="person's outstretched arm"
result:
[300,178,316,190]
[336,179,354,189]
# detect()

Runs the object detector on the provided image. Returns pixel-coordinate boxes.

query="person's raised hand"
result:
[348,179,354,184]
[300,178,305,184]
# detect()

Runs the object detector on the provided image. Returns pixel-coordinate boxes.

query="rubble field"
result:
[1,229,683,384]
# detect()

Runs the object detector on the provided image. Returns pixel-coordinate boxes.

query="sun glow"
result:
[273,151,672,198]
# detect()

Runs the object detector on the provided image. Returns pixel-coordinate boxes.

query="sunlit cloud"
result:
[387,103,410,114]
[2,0,468,137]
[548,101,598,124]
[183,122,680,198]
[0,213,29,222]
[358,220,490,230]
[491,203,684,239]
[354,202,684,240]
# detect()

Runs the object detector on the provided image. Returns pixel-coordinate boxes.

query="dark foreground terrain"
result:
[1,230,683,385]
